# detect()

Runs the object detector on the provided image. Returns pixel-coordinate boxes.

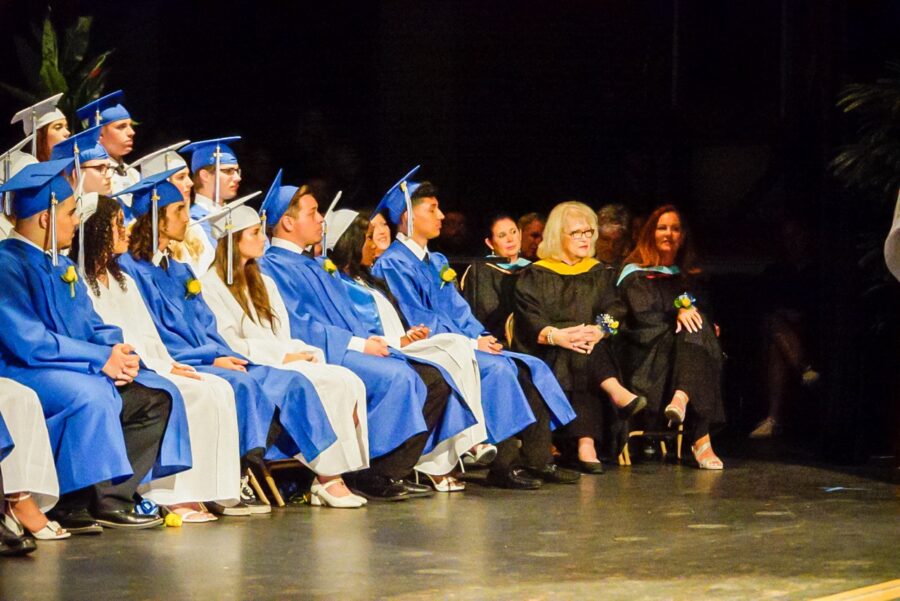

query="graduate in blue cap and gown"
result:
[50,126,114,197]
[372,169,580,489]
[257,175,468,501]
[0,159,191,533]
[76,91,139,208]
[180,137,243,276]
[115,173,345,513]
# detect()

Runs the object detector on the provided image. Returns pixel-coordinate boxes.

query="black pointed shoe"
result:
[485,467,543,490]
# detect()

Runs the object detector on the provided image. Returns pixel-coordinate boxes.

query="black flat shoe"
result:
[526,463,581,484]
[485,467,542,490]
[395,479,435,498]
[92,509,164,530]
[616,395,648,420]
[575,460,605,475]
[349,471,409,502]
[46,508,103,535]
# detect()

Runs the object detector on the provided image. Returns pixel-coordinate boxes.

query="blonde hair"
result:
[537,201,599,261]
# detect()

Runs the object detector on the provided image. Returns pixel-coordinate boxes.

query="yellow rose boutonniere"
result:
[185,278,202,299]
[439,264,457,289]
[323,258,338,276]
[60,265,78,298]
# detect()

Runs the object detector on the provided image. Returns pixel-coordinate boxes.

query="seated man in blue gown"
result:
[0,160,191,532]
[257,175,471,501]
[372,168,581,488]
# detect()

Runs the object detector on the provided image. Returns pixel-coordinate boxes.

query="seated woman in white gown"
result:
[71,194,242,522]
[1,380,68,540]
[200,205,370,508]
[327,209,493,491]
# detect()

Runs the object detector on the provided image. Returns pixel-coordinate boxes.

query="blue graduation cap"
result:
[0,158,75,265]
[114,168,183,265]
[76,90,131,127]
[258,169,299,233]
[373,165,420,237]
[50,125,108,171]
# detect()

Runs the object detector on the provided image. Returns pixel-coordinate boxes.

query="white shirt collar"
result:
[193,193,216,213]
[396,232,428,261]
[271,236,307,256]
[9,229,46,253]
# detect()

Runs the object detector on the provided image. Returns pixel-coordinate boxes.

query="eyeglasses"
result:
[566,228,595,240]
[82,164,113,176]
[219,167,241,178]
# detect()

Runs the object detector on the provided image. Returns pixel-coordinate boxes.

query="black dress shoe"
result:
[0,519,36,557]
[46,508,103,535]
[92,509,164,530]
[527,463,581,484]
[616,395,648,420]
[485,467,543,490]
[349,471,409,502]
[395,479,435,498]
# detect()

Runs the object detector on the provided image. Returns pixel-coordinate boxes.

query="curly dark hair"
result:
[70,195,127,296]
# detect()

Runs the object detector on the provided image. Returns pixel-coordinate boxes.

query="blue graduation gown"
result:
[118,253,337,462]
[0,413,13,463]
[260,246,453,458]
[374,241,577,435]
[0,239,191,494]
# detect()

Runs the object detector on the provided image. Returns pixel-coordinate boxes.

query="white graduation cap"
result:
[191,191,261,284]
[319,190,342,257]
[77,192,101,224]
[130,140,191,178]
[10,93,65,156]
[0,138,37,216]
[323,209,359,253]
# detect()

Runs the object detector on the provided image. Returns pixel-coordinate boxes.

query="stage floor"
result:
[2,459,897,600]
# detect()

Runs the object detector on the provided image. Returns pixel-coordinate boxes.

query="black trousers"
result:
[369,363,451,480]
[492,362,553,473]
[673,332,718,441]
[53,381,171,514]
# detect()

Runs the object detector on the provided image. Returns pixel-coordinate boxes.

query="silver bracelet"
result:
[547,328,556,346]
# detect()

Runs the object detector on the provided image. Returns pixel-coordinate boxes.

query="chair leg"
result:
[261,463,286,508]
[623,442,632,466]
[676,425,684,462]
[246,467,271,506]
[659,440,668,459]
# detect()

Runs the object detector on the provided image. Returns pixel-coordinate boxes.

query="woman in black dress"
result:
[617,205,725,469]
[514,201,646,473]
[462,215,531,342]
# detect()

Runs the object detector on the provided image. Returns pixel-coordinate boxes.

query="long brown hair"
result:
[36,125,52,162]
[213,229,279,333]
[623,204,697,271]
[128,212,157,262]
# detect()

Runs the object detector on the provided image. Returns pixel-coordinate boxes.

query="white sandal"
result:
[416,472,466,493]
[5,494,71,541]
[664,392,688,427]
[691,441,724,470]
[309,478,365,508]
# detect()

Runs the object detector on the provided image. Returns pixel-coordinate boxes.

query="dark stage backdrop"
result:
[1,0,898,463]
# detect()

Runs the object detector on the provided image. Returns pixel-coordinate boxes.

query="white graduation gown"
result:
[0,380,59,511]
[188,194,219,277]
[358,279,487,475]
[201,270,369,476]
[89,270,241,505]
